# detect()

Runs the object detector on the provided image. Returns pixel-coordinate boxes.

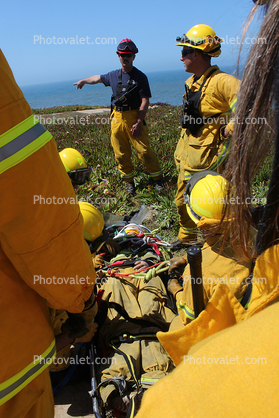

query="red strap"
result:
[150,243,161,256]
[96,289,104,310]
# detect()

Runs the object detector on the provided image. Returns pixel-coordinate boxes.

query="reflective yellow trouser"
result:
[111,110,162,182]
[0,368,54,418]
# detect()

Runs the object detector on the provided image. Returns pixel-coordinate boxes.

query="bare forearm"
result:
[137,97,149,122]
[74,75,102,89]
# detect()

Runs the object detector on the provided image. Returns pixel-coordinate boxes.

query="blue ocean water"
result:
[21,67,237,109]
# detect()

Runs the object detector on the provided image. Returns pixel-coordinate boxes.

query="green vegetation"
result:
[252,151,273,203]
[32,104,272,243]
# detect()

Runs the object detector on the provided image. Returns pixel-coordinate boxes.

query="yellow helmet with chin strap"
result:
[176,24,223,57]
[184,171,230,230]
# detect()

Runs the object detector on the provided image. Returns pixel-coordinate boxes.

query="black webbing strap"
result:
[240,278,253,309]
[118,69,123,84]
[239,261,255,309]
[109,342,140,392]
[198,68,218,90]
[108,341,141,418]
[110,332,157,345]
[186,67,217,93]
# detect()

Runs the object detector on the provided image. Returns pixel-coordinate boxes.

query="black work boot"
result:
[125,181,136,195]
[154,178,165,192]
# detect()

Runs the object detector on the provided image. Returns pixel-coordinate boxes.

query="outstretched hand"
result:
[73,80,85,89]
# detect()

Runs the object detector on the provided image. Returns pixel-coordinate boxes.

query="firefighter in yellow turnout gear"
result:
[173,24,240,246]
[136,178,279,416]
[49,202,120,373]
[110,107,162,192]
[98,265,176,414]
[135,1,279,415]
[168,173,254,332]
[159,171,257,366]
[77,217,177,415]
[74,39,164,195]
[0,50,97,418]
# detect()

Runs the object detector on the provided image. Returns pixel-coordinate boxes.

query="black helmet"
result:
[116,39,138,54]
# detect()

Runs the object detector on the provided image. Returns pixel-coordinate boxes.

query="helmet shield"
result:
[68,167,92,185]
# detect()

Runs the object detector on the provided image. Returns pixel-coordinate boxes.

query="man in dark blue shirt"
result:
[74,39,164,195]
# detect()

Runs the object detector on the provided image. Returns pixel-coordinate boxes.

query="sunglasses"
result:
[181,49,194,58]
[118,53,133,58]
[68,167,92,185]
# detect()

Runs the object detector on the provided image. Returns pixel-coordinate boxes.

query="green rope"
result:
[131,261,170,283]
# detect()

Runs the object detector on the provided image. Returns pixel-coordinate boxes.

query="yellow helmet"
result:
[79,201,104,242]
[59,148,91,185]
[59,148,87,171]
[184,171,230,229]
[176,24,222,57]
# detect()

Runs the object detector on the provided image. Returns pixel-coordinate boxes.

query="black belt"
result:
[114,105,139,112]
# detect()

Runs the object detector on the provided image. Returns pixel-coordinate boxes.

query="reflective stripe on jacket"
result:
[0,115,52,174]
[0,340,56,405]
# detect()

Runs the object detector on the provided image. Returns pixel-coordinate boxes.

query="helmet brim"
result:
[186,201,200,225]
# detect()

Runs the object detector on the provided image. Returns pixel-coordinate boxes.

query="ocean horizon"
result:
[20,66,239,110]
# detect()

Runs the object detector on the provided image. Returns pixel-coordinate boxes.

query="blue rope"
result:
[52,343,85,396]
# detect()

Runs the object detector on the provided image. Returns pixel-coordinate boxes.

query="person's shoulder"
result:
[211,67,240,89]
[132,66,148,79]
[213,66,239,81]
[101,69,121,83]
[186,73,195,84]
[132,66,145,74]
[104,69,121,77]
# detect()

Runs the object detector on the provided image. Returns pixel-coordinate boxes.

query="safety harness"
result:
[181,68,223,136]
[112,70,141,112]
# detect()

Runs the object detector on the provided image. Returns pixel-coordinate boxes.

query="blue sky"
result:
[1,0,262,87]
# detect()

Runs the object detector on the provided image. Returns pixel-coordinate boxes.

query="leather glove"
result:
[101,238,121,256]
[92,254,105,269]
[168,257,187,277]
[167,279,183,297]
[74,322,98,343]
[61,292,97,339]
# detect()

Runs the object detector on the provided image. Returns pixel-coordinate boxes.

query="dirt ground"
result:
[54,380,95,418]
[53,344,96,418]
[35,108,111,124]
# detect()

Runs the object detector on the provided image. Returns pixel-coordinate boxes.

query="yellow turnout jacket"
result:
[0,50,96,407]
[135,244,279,418]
